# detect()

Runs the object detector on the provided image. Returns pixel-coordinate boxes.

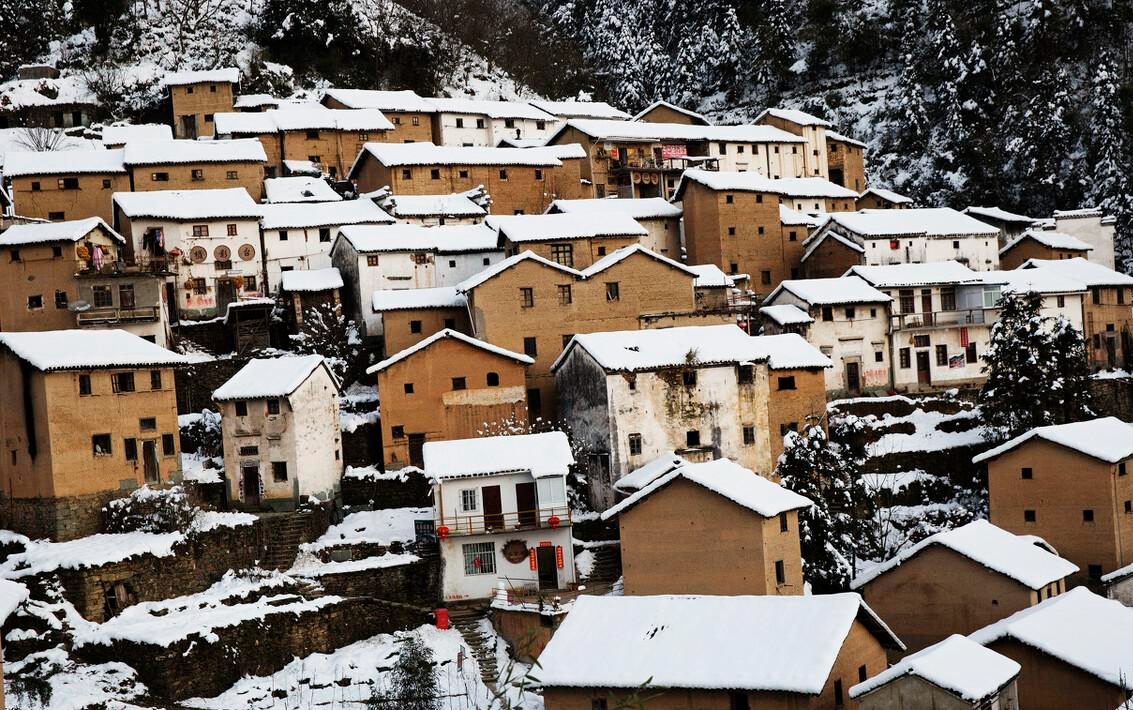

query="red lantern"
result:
[548,515,561,529]
[436,525,449,540]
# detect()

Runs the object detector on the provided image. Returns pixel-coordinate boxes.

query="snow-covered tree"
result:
[369,633,438,710]
[0,0,63,78]
[288,301,364,385]
[1086,53,1133,271]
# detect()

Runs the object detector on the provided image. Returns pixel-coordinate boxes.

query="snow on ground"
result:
[858,470,935,493]
[302,508,430,552]
[5,648,145,710]
[288,552,421,577]
[340,382,378,406]
[866,408,988,455]
[1093,368,1133,380]
[340,409,379,433]
[190,510,257,533]
[343,464,424,482]
[180,453,224,484]
[0,532,183,579]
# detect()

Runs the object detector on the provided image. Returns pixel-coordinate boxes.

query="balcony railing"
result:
[76,305,161,325]
[890,308,989,331]
[76,257,176,276]
[438,505,572,537]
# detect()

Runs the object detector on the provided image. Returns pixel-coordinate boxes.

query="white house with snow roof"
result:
[423,431,575,600]
[213,355,342,511]
[527,99,629,121]
[263,176,342,204]
[536,593,904,710]
[753,106,833,180]
[545,196,682,258]
[366,186,490,226]
[1049,206,1116,269]
[553,324,831,508]
[761,276,893,395]
[425,98,559,147]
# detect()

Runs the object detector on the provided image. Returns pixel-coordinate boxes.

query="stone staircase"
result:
[260,512,312,571]
[448,602,498,688]
[580,542,622,591]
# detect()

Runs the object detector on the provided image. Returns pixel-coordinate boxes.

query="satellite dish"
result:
[69,300,91,312]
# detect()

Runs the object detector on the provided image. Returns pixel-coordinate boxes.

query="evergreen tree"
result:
[288,301,363,385]
[1086,53,1133,271]
[253,0,365,85]
[369,634,438,710]
[757,0,796,97]
[1046,315,1095,422]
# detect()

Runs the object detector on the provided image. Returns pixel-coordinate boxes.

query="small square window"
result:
[499,169,508,180]
[682,370,697,386]
[430,168,441,180]
[1024,510,1036,523]
[605,282,620,301]
[402,169,412,180]
[1089,564,1103,580]
[743,426,755,445]
[124,437,138,461]
[150,370,162,390]
[1083,509,1095,522]
[92,434,112,456]
[777,376,796,390]
[557,284,572,305]
[367,254,380,267]
[272,461,288,482]
[191,169,204,181]
[780,422,798,436]
[686,430,700,447]
[140,417,157,431]
[102,179,112,189]
[725,194,734,204]
[1022,467,1033,479]
[266,399,281,415]
[391,425,404,439]
[79,374,92,396]
[404,383,414,394]
[738,364,753,384]
[628,433,642,455]
[226,170,237,180]
[410,320,422,334]
[535,169,543,180]
[27,294,43,310]
[452,377,466,390]
[728,226,736,236]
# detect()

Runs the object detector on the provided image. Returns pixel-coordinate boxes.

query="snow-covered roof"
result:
[457,250,579,292]
[1054,207,1105,219]
[1000,230,1093,254]
[367,328,532,375]
[0,580,29,626]
[1019,257,1133,287]
[270,108,394,132]
[851,520,1078,591]
[233,94,279,109]
[847,261,982,288]
[0,75,96,110]
[529,99,629,120]
[487,212,647,243]
[371,286,466,312]
[162,68,240,86]
[614,452,688,492]
[849,635,1020,703]
[122,138,267,165]
[972,417,1133,465]
[212,112,277,134]
[423,431,574,480]
[0,216,124,246]
[859,187,912,204]
[338,223,498,253]
[555,119,805,145]
[279,267,343,292]
[548,197,681,220]
[553,325,831,373]
[964,205,1037,225]
[825,208,1000,238]
[541,142,587,160]
[537,593,901,692]
[3,148,126,177]
[673,169,858,199]
[100,123,173,145]
[213,355,337,401]
[113,188,261,220]
[260,199,393,230]
[0,329,187,371]
[322,88,435,113]
[378,193,487,218]
[755,107,831,127]
[426,97,555,121]
[973,269,1086,295]
[282,159,321,176]
[800,230,866,264]
[603,458,813,520]
[631,100,709,124]
[767,276,892,306]
[688,263,734,288]
[577,244,697,279]
[760,304,814,326]
[352,142,562,174]
[969,588,1133,687]
[263,176,342,203]
[826,130,867,148]
[780,204,824,227]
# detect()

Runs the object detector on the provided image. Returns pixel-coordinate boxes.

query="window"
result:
[266,399,281,415]
[486,372,500,386]
[628,433,642,455]
[226,170,237,180]
[760,271,771,285]
[191,169,204,181]
[404,383,414,394]
[550,243,574,267]
[737,364,754,384]
[757,226,765,235]
[162,433,175,456]
[728,694,747,710]
[875,350,884,363]
[602,282,620,302]
[26,294,43,310]
[54,290,68,309]
[780,422,798,436]
[499,169,509,180]
[79,374,92,396]
[235,401,248,416]
[455,117,465,128]
[1089,564,1103,580]
[1121,462,1128,476]
[523,337,537,357]
[113,372,135,393]
[401,168,413,180]
[452,377,466,391]
[858,665,868,683]
[226,224,238,237]
[1126,500,1131,513]
[367,254,380,267]
[140,417,156,431]
[192,224,209,237]
[1057,295,1066,308]
[463,542,496,575]
[430,168,441,180]
[58,177,79,190]
[743,426,755,445]
[92,434,112,456]
[899,348,911,369]
[725,194,734,204]
[239,445,259,456]
[728,226,736,236]
[89,284,114,308]
[935,344,948,366]
[520,287,534,308]
[779,512,789,532]
[152,172,169,182]
[834,680,844,708]
[777,376,796,390]
[48,212,65,220]
[775,560,786,585]
[899,289,914,313]
[535,169,543,180]
[1083,509,1095,522]
[124,438,138,461]
[305,130,320,140]
[391,426,404,439]
[597,246,607,257]
[557,284,572,305]
[272,461,288,482]
[822,306,833,322]
[681,370,697,387]
[409,320,422,334]
[30,182,40,191]
[686,430,701,447]
[940,287,956,311]
[1021,467,1033,480]
[1024,509,1036,523]
[459,170,469,178]
[461,489,478,512]
[913,334,929,348]
[965,342,978,363]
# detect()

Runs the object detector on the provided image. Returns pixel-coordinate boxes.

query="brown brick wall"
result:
[827,139,866,192]
[988,637,1125,710]
[0,242,98,332]
[999,241,1088,270]
[765,367,829,467]
[11,173,131,223]
[504,235,640,270]
[802,237,863,279]
[129,161,264,200]
[171,82,236,139]
[381,307,471,356]
[1083,287,1133,369]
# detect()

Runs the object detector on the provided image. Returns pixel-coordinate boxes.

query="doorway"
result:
[1106,336,1117,368]
[515,482,537,528]
[216,278,236,312]
[180,115,197,139]
[142,440,159,483]
[408,433,426,468]
[536,545,558,590]
[921,289,933,326]
[482,485,503,531]
[242,464,260,509]
[845,361,861,395]
[916,351,932,386]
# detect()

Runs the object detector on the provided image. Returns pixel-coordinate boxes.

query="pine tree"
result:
[1086,52,1133,272]
[288,301,363,385]
[369,634,438,710]
[1046,315,1095,421]
[0,0,63,77]
[757,0,796,97]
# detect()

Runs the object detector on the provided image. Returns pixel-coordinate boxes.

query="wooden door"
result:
[921,289,934,326]
[515,482,537,528]
[482,485,503,531]
[408,433,426,468]
[916,351,931,385]
[142,440,159,483]
[242,464,260,509]
[216,279,236,312]
[536,545,557,590]
[845,361,861,395]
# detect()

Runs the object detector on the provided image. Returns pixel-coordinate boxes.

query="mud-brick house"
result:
[537,593,904,710]
[0,329,186,540]
[851,520,1078,654]
[0,73,98,129]
[974,417,1133,588]
[553,324,830,508]
[368,329,532,469]
[602,457,812,595]
[212,355,343,512]
[1019,257,1133,371]
[631,99,710,125]
[488,211,648,270]
[528,99,629,121]
[164,68,239,139]
[424,431,575,600]
[348,142,564,217]
[963,206,1037,246]
[760,276,893,396]
[3,149,129,223]
[321,88,436,143]
[278,267,343,329]
[857,187,913,211]
[998,229,1093,270]
[112,188,264,319]
[546,197,682,259]
[0,218,170,345]
[969,588,1133,710]
[99,123,173,149]
[123,139,267,199]
[263,176,342,204]
[826,131,867,191]
[369,286,471,357]
[850,635,1021,710]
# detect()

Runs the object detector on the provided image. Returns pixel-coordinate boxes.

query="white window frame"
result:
[460,488,478,512]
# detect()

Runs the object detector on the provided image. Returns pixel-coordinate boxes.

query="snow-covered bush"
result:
[104,485,195,534]
[180,409,223,458]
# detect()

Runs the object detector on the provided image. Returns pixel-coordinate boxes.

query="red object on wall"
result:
[548,515,561,529]
[529,548,538,570]
[435,608,449,630]
[436,525,449,540]
[556,545,564,569]
[960,327,970,348]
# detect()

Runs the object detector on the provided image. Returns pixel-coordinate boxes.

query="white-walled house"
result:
[259,199,394,293]
[424,432,576,601]
[546,197,683,258]
[367,186,490,226]
[426,98,559,147]
[212,355,343,511]
[112,188,264,319]
[975,269,1087,333]
[761,276,893,395]
[1050,207,1117,269]
[330,223,503,337]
